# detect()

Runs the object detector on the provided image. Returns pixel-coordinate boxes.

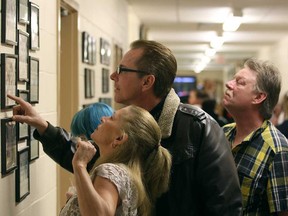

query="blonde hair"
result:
[93,105,172,215]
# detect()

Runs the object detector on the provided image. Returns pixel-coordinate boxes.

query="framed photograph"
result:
[114,44,123,67]
[28,2,40,50]
[82,32,89,63]
[91,37,97,65]
[15,147,30,202]
[1,0,17,45]
[1,54,18,109]
[102,68,109,93]
[17,122,29,141]
[28,57,40,103]
[18,89,29,102]
[1,118,18,175]
[18,0,29,24]
[29,126,39,161]
[100,38,111,66]
[99,97,112,106]
[16,30,29,82]
[84,68,95,98]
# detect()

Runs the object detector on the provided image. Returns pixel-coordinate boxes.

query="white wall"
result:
[0,0,140,215]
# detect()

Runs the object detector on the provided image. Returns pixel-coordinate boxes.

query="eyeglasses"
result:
[116,66,149,75]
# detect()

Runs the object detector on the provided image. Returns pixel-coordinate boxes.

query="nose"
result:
[110,71,117,81]
[225,79,234,90]
[101,116,109,123]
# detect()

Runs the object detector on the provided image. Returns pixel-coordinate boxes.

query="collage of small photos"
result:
[1,0,40,203]
[82,31,123,107]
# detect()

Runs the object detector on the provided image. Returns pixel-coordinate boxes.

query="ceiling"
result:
[126,0,288,74]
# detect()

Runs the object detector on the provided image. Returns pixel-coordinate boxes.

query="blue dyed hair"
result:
[70,102,114,139]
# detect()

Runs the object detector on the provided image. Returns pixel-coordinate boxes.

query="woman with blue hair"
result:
[70,102,114,140]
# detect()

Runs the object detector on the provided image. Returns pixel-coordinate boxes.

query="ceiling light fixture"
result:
[223,8,242,32]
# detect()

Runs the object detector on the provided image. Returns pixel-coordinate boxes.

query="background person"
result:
[8,39,242,216]
[222,58,288,215]
[276,91,288,138]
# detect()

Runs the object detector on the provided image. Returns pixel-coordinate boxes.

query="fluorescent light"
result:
[210,36,224,49]
[223,8,242,32]
[205,48,216,57]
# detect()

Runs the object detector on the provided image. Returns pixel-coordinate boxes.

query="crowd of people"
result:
[7,39,288,215]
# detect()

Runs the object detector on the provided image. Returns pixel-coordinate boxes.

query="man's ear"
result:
[253,92,267,104]
[112,133,128,148]
[142,75,155,90]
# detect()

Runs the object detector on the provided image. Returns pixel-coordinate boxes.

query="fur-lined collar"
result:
[158,88,180,138]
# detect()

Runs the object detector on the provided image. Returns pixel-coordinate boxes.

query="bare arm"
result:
[7,94,48,135]
[72,141,119,216]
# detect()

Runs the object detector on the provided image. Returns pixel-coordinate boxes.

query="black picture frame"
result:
[99,97,112,106]
[28,2,40,50]
[84,68,95,98]
[18,0,29,24]
[1,53,18,109]
[100,38,111,66]
[1,118,18,175]
[28,126,39,161]
[28,57,39,103]
[1,0,17,46]
[15,147,30,202]
[82,32,89,63]
[17,122,29,141]
[102,68,109,93]
[17,89,29,102]
[16,30,29,82]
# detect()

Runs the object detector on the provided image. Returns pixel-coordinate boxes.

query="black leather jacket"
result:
[34,89,242,216]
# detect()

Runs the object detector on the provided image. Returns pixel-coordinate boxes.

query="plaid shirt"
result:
[223,120,288,215]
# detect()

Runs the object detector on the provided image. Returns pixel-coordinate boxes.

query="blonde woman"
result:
[60,105,171,216]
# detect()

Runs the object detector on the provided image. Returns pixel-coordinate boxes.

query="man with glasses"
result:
[8,40,242,215]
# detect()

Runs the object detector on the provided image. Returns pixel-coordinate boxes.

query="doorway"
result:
[57,0,79,212]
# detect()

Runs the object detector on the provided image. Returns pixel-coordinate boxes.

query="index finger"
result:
[7,94,28,107]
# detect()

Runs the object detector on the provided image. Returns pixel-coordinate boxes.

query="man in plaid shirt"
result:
[222,58,288,215]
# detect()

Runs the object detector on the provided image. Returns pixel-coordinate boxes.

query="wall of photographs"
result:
[82,31,123,107]
[0,0,40,203]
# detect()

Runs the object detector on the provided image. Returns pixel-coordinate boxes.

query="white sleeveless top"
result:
[59,163,138,216]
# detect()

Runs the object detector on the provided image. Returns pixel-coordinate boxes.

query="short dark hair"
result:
[130,40,177,98]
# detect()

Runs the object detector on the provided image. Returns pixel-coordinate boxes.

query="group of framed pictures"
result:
[1,0,40,203]
[1,118,39,202]
[82,32,96,65]
[1,53,39,109]
[1,0,40,50]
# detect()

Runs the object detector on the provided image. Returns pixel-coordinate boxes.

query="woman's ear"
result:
[112,133,128,148]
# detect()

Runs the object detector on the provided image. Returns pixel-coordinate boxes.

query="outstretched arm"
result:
[7,94,48,135]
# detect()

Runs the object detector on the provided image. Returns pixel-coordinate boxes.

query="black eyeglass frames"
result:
[116,66,149,75]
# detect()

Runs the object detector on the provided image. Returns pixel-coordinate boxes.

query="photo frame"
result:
[100,38,111,66]
[28,57,39,103]
[28,2,40,50]
[1,0,17,45]
[18,0,29,24]
[84,68,95,98]
[16,30,29,82]
[18,89,29,102]
[102,68,109,93]
[29,126,39,161]
[1,53,18,109]
[15,147,30,202]
[82,32,89,63]
[1,118,18,175]
[17,122,29,141]
[99,97,112,106]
